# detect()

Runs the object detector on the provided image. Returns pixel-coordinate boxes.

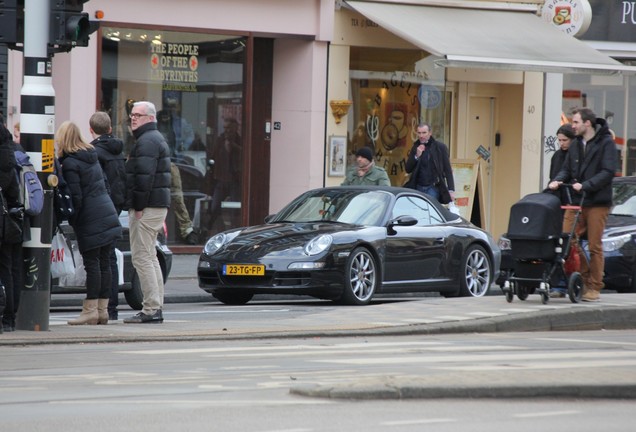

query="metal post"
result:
[15,0,55,331]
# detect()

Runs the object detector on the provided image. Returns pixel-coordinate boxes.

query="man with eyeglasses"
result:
[123,101,171,324]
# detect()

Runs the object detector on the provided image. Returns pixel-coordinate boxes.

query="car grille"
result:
[272,272,312,287]
[200,271,312,287]
[219,275,275,285]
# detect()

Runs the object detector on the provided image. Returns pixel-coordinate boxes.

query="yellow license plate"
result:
[223,264,265,276]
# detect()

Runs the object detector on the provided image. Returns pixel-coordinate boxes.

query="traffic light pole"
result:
[15,0,55,331]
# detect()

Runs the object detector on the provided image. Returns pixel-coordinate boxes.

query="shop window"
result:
[347,47,450,186]
[562,72,636,176]
[100,27,246,244]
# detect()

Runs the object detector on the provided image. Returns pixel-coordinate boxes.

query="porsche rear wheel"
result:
[459,244,492,297]
[338,247,378,305]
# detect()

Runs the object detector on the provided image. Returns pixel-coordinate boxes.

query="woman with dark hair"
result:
[550,124,576,182]
[56,121,121,325]
[548,123,576,299]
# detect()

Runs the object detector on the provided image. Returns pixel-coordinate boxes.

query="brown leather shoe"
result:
[582,290,600,302]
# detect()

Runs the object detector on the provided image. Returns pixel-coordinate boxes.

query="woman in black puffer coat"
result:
[57,121,121,325]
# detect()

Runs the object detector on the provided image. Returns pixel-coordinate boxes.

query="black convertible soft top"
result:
[331,185,460,223]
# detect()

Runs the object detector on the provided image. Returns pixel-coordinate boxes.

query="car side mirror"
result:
[387,215,417,235]
[264,214,275,223]
[390,215,418,226]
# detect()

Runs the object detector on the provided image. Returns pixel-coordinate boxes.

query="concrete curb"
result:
[3,306,636,347]
[291,380,636,400]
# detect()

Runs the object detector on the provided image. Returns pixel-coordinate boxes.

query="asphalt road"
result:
[2,330,636,432]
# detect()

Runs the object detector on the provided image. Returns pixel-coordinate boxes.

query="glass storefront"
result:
[100,27,246,244]
[346,47,450,186]
[561,71,636,175]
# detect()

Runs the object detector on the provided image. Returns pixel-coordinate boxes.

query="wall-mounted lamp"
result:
[329,100,352,124]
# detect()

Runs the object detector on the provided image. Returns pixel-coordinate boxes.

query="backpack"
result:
[53,158,74,223]
[14,150,44,216]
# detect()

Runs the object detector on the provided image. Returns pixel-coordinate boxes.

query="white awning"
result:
[346,1,636,74]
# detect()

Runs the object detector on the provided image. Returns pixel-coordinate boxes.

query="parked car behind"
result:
[52,213,173,310]
[497,176,636,293]
[198,186,501,305]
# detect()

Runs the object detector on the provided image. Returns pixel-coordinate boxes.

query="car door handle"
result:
[434,238,444,244]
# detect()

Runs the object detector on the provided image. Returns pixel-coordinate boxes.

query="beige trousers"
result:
[129,207,168,314]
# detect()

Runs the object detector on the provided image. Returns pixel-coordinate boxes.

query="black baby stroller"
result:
[501,191,585,304]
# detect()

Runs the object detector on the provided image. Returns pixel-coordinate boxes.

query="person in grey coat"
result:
[57,121,122,325]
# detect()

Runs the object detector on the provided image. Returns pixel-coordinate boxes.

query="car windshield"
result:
[272,189,392,226]
[611,182,636,216]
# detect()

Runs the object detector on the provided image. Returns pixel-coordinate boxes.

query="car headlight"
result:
[304,234,333,256]
[204,231,240,255]
[602,234,632,252]
[497,236,511,250]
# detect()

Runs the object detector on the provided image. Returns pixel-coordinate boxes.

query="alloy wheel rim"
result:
[465,249,490,297]
[350,251,375,301]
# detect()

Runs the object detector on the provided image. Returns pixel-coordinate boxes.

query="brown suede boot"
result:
[97,298,109,325]
[68,299,99,325]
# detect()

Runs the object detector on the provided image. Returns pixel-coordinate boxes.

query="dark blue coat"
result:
[93,134,127,214]
[60,148,121,253]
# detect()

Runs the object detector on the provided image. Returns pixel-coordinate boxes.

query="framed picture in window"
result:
[329,135,347,177]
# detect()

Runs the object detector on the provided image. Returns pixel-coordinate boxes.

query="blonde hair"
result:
[56,121,93,157]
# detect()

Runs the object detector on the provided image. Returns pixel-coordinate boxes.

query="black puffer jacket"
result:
[554,118,617,207]
[93,134,127,214]
[0,131,19,208]
[125,122,171,211]
[60,148,121,253]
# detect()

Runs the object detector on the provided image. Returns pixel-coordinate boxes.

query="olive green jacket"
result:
[341,164,391,186]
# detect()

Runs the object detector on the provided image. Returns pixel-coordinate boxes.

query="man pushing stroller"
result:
[548,108,617,302]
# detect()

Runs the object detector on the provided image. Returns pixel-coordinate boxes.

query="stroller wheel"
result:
[541,292,550,304]
[517,285,530,301]
[505,290,514,303]
[568,272,583,303]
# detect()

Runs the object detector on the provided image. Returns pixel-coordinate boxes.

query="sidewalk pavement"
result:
[9,253,636,399]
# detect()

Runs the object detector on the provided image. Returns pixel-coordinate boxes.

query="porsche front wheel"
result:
[213,291,254,305]
[338,247,378,305]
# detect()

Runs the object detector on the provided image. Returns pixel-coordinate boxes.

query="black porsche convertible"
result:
[198,186,501,305]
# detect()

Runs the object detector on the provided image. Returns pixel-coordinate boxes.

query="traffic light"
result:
[49,0,99,52]
[0,0,24,48]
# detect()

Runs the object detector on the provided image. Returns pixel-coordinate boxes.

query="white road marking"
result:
[381,418,456,426]
[437,359,636,371]
[50,399,333,406]
[312,350,636,365]
[118,341,449,355]
[514,410,579,418]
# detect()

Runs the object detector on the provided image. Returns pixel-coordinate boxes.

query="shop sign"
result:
[542,0,592,37]
[580,0,636,42]
[150,42,199,92]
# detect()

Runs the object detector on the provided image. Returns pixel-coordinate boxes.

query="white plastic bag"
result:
[115,248,124,285]
[58,241,86,287]
[50,232,75,278]
[448,201,460,215]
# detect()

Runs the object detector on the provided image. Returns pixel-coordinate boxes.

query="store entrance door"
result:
[467,96,495,232]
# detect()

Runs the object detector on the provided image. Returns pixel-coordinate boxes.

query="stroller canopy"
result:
[507,193,562,240]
